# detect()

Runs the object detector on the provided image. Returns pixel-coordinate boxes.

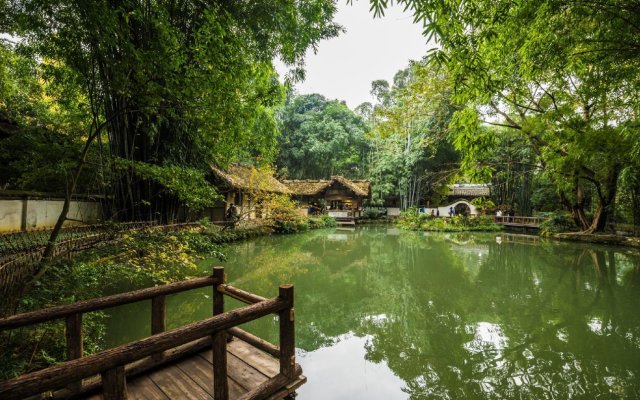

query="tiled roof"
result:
[449,184,490,197]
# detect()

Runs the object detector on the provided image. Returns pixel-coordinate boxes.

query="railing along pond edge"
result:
[0,267,297,400]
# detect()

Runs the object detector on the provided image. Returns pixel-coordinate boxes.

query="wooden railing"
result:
[495,216,548,227]
[0,267,296,400]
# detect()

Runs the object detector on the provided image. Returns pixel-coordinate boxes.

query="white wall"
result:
[422,200,479,217]
[386,207,401,217]
[0,200,23,233]
[0,199,102,233]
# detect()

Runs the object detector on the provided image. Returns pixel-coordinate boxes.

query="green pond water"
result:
[105,226,640,399]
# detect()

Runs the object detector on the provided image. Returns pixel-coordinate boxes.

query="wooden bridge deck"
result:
[85,339,305,400]
[495,216,548,229]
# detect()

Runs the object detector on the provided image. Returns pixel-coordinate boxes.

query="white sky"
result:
[276,1,433,109]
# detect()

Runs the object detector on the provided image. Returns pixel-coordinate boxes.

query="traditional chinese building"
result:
[283,176,371,218]
[207,164,290,221]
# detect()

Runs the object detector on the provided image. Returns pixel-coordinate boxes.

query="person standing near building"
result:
[225,203,239,228]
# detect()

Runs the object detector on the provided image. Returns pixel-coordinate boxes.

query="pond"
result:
[105,226,640,399]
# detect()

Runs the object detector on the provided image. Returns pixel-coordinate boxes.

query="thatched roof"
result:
[448,184,490,197]
[281,180,332,196]
[331,176,370,197]
[211,164,290,194]
[283,176,371,198]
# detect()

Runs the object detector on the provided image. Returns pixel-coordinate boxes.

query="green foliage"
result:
[0,261,107,379]
[398,208,502,232]
[539,213,579,235]
[308,215,337,229]
[1,0,341,221]
[277,94,370,179]
[470,197,495,213]
[0,40,99,193]
[0,223,251,378]
[115,159,220,212]
[367,63,460,208]
[362,207,388,220]
[263,195,307,234]
[369,0,640,232]
[397,207,431,230]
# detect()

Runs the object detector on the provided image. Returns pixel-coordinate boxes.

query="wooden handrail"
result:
[228,327,280,357]
[219,283,268,304]
[0,267,297,400]
[0,276,218,330]
[495,215,548,225]
[0,296,287,400]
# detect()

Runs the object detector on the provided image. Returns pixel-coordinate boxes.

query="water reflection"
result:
[104,227,640,399]
[299,333,407,400]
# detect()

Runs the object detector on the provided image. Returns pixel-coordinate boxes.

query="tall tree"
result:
[277,93,370,179]
[368,63,459,208]
[370,0,640,231]
[1,0,341,223]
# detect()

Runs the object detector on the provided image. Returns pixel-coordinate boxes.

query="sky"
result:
[276,1,433,109]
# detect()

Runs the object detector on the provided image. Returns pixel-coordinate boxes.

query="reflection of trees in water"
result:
[201,228,640,399]
[363,236,640,399]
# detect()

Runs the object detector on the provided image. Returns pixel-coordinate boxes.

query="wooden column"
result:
[20,197,27,232]
[278,285,296,379]
[65,313,83,393]
[151,295,166,362]
[213,267,225,316]
[101,366,127,400]
[151,295,166,334]
[212,267,228,400]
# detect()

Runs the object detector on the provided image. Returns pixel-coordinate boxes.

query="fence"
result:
[0,267,299,400]
[0,221,198,315]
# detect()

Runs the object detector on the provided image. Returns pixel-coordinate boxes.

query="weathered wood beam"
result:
[65,313,83,394]
[101,366,127,400]
[236,366,303,400]
[219,284,267,305]
[151,295,166,335]
[278,285,295,379]
[212,266,228,400]
[228,327,279,358]
[212,331,228,400]
[53,337,212,399]
[0,276,219,330]
[0,298,286,400]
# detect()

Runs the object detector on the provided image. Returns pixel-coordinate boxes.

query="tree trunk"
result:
[585,163,621,233]
[40,129,99,265]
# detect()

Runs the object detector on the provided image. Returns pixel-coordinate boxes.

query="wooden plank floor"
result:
[84,339,305,400]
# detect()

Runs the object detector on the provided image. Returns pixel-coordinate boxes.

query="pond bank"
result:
[546,232,640,249]
[0,216,335,379]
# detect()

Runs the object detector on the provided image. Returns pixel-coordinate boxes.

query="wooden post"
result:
[213,267,225,316]
[212,267,228,400]
[151,295,166,362]
[65,313,82,393]
[20,197,27,232]
[279,284,295,379]
[101,366,127,400]
[151,295,166,334]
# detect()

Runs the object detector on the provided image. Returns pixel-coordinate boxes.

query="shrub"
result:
[308,215,337,229]
[363,207,387,219]
[470,197,496,214]
[399,212,502,232]
[398,208,431,230]
[539,212,578,235]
